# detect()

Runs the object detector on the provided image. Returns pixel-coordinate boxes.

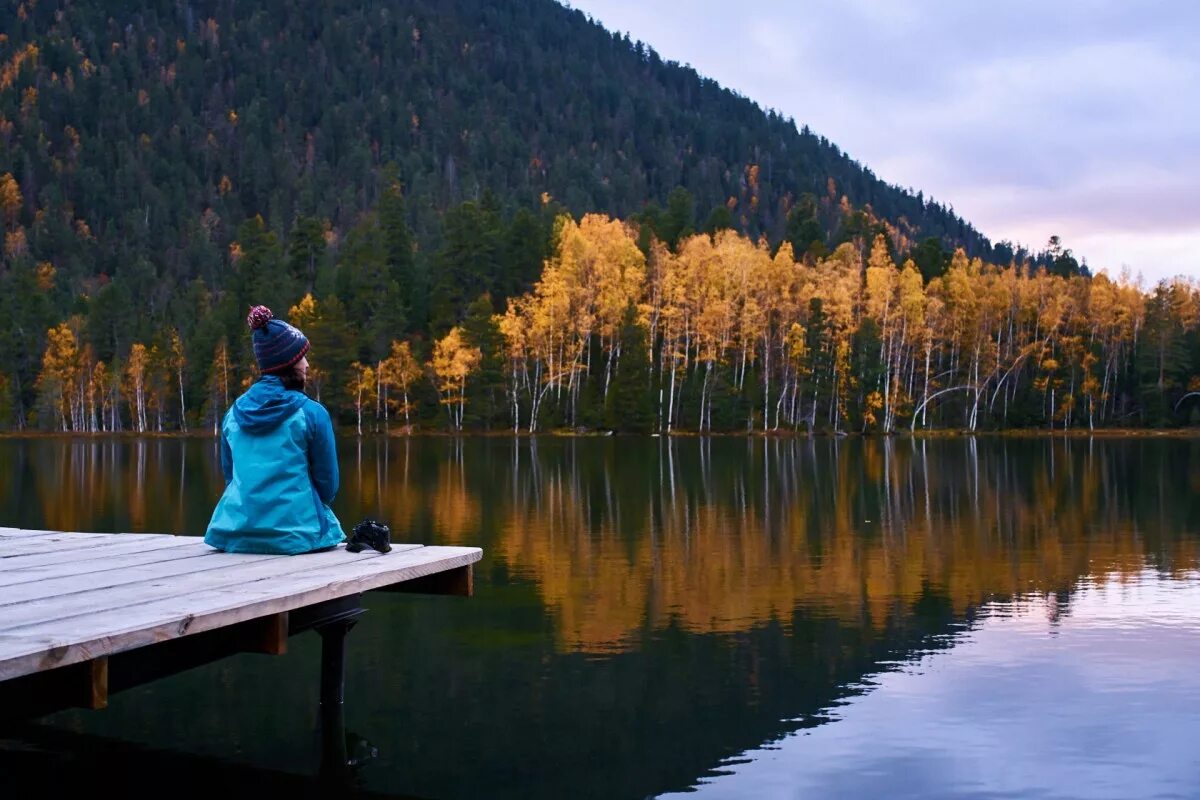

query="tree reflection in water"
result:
[1,436,1196,799]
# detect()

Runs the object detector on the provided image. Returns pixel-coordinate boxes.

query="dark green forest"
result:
[2,0,1182,436]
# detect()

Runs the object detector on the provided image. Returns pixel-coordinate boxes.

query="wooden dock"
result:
[0,527,481,762]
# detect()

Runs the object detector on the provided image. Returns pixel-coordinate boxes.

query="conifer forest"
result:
[2,0,1197,434]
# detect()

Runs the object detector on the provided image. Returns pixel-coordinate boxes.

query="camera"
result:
[346,518,392,554]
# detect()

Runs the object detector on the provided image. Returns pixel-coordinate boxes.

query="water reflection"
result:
[672,571,1200,800]
[374,436,1196,654]
[1,436,1198,799]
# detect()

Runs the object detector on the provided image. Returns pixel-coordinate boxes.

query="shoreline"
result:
[2,427,1199,441]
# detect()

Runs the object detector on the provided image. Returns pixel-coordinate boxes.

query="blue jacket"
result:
[204,376,346,555]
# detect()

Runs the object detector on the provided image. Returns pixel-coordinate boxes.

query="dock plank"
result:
[0,543,427,630]
[0,543,481,680]
[0,542,423,606]
[0,528,119,540]
[0,535,199,570]
[0,528,42,537]
[0,541,218,589]
[0,533,176,560]
[0,527,150,542]
[0,546,280,605]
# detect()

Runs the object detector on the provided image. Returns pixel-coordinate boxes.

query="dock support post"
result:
[316,616,357,777]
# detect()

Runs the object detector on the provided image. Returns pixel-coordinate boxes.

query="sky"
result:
[566,0,1200,284]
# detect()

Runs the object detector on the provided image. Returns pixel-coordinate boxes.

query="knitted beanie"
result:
[246,305,310,373]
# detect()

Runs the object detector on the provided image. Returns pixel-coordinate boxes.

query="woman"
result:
[205,305,345,554]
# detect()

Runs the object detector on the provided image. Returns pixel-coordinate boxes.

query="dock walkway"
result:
[0,527,481,737]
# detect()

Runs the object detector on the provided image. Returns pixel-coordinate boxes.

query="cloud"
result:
[568,1,1200,281]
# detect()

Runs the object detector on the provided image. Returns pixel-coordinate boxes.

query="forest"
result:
[3,0,1195,435]
[15,192,1200,434]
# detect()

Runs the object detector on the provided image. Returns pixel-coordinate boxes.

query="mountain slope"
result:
[0,0,994,289]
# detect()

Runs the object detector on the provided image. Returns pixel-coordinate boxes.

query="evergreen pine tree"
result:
[461,293,507,429]
[910,237,949,282]
[379,164,419,329]
[704,205,735,235]
[605,303,655,433]
[287,216,327,297]
[430,201,504,335]
[661,187,695,251]
[785,194,826,261]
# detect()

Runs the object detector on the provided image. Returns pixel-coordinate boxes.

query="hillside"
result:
[1,0,1158,436]
[0,0,1003,276]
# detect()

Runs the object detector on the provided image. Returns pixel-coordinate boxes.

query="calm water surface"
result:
[1,436,1199,799]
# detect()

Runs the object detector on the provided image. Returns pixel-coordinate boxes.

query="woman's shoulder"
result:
[299,396,334,425]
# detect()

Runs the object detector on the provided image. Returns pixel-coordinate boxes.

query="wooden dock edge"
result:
[0,562,475,722]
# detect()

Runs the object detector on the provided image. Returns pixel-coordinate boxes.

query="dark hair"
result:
[272,361,306,392]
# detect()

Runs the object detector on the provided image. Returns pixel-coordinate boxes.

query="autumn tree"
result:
[166,328,187,431]
[431,327,481,431]
[379,340,424,428]
[206,338,232,433]
[125,343,149,432]
[348,362,377,435]
[0,173,21,228]
[36,323,82,430]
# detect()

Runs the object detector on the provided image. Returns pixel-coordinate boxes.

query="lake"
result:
[2,436,1199,799]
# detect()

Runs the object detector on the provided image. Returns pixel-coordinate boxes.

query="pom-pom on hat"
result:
[246,305,310,374]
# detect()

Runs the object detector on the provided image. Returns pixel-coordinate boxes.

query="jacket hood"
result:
[232,375,308,433]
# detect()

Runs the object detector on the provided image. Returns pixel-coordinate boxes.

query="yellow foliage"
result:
[431,327,481,400]
[289,293,320,328]
[0,172,21,222]
[378,340,424,425]
[0,43,38,91]
[35,261,55,292]
[37,323,82,430]
[431,327,481,429]
[4,227,27,258]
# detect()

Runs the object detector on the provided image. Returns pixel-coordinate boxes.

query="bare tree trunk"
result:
[178,368,187,432]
